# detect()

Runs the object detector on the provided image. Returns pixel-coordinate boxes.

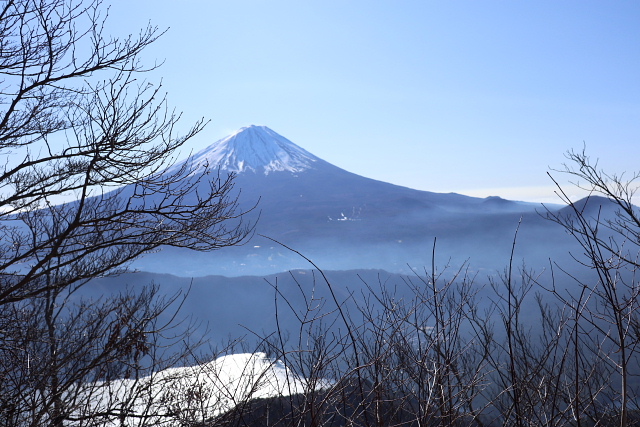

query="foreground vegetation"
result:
[226,154,640,427]
[1,0,639,426]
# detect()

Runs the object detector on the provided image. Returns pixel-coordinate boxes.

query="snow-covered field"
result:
[77,352,329,426]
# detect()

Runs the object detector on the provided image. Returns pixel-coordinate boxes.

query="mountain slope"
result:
[175,125,529,213]
[132,125,570,276]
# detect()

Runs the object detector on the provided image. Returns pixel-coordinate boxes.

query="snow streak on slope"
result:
[80,352,330,426]
[176,125,320,175]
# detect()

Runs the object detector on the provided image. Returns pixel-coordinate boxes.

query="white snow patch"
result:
[169,125,319,176]
[75,352,331,426]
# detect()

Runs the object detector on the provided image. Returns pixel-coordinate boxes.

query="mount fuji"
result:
[171,125,321,175]
[132,125,573,276]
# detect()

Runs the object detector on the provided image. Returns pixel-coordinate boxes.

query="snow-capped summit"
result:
[180,125,320,175]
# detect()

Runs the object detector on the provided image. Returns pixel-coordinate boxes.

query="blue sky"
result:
[109,1,639,203]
